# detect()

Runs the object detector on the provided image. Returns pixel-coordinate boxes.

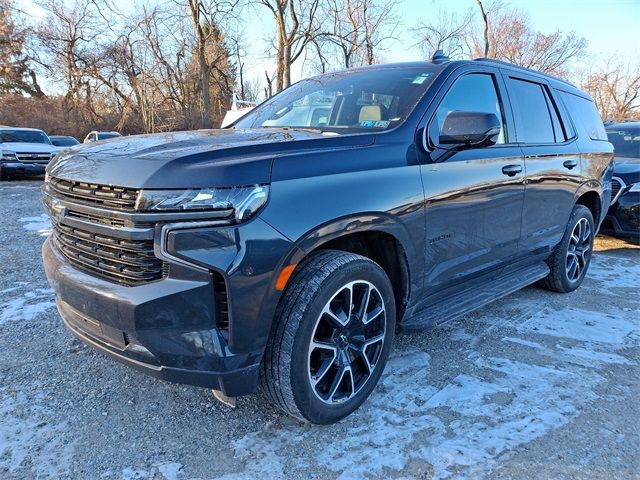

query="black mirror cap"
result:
[439,111,501,148]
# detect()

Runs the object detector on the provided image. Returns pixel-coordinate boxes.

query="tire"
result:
[0,166,7,181]
[540,204,595,293]
[261,250,396,424]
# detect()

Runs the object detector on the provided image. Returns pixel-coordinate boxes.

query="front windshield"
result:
[235,66,438,133]
[0,129,51,144]
[607,126,640,159]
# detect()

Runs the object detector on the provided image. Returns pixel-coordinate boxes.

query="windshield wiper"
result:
[263,126,327,134]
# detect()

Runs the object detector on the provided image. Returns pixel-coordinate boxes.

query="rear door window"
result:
[559,91,607,141]
[507,78,558,144]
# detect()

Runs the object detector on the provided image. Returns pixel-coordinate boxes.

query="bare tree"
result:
[469,6,586,77]
[580,60,640,120]
[186,0,237,128]
[257,0,320,92]
[36,0,107,126]
[0,0,44,96]
[412,9,473,60]
[316,0,399,69]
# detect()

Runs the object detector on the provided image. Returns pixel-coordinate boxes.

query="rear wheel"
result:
[261,250,395,424]
[540,204,594,293]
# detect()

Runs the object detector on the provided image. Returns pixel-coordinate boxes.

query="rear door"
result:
[503,73,582,255]
[419,67,525,296]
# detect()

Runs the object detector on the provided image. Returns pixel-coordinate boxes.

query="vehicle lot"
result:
[1,179,639,480]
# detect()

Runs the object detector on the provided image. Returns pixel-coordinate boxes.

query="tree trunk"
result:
[476,0,489,57]
[200,50,212,128]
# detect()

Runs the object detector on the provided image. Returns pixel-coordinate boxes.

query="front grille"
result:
[51,221,163,285]
[67,210,127,227]
[16,152,52,163]
[49,177,139,211]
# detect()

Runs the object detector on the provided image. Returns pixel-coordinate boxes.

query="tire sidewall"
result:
[559,205,595,291]
[289,259,395,424]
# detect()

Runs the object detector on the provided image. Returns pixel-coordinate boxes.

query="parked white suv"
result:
[83,131,121,143]
[0,127,59,180]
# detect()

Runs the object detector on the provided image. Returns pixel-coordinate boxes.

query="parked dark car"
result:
[49,135,80,147]
[602,122,640,240]
[42,58,613,424]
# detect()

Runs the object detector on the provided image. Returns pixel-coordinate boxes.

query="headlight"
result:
[629,183,640,193]
[135,185,269,222]
[1,150,18,161]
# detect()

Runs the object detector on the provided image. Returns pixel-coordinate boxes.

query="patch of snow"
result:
[0,286,55,325]
[501,336,545,349]
[587,253,640,290]
[121,467,149,480]
[0,286,21,294]
[0,391,76,477]
[120,462,184,480]
[519,307,636,345]
[557,345,630,365]
[156,462,184,480]
[19,213,52,236]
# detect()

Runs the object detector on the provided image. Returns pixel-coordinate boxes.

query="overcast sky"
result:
[24,0,640,95]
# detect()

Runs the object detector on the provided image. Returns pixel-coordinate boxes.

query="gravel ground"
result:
[1,179,639,480]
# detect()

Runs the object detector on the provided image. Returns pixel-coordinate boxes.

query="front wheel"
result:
[540,204,595,293]
[261,250,395,424]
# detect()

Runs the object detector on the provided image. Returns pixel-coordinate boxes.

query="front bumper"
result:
[43,213,296,396]
[603,193,640,239]
[1,161,47,176]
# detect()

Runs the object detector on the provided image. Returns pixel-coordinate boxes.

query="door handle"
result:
[502,164,522,176]
[563,159,578,170]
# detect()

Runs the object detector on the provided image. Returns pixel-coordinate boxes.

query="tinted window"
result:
[606,125,640,158]
[235,67,438,133]
[508,78,556,143]
[433,73,506,144]
[97,132,121,140]
[0,129,51,144]
[51,136,79,146]
[559,91,607,141]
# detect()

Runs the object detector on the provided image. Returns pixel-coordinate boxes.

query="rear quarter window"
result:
[559,91,607,141]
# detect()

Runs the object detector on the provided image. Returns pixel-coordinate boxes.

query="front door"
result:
[419,70,525,300]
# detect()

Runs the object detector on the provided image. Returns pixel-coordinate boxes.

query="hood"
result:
[47,128,375,188]
[1,142,56,154]
[613,157,640,185]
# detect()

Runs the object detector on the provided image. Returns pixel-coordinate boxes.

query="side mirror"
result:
[437,111,501,148]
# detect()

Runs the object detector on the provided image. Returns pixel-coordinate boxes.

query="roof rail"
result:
[472,58,576,88]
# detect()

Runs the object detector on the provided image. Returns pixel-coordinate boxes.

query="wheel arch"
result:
[271,214,419,323]
[573,184,603,227]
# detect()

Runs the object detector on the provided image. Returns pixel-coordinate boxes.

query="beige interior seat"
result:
[359,105,383,123]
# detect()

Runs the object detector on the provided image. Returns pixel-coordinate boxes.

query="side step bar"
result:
[401,262,550,333]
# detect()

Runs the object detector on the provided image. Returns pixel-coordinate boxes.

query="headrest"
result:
[359,105,383,123]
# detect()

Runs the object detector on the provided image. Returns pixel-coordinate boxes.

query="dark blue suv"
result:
[42,58,613,424]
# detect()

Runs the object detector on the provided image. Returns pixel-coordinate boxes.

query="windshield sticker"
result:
[360,120,390,128]
[412,74,431,84]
